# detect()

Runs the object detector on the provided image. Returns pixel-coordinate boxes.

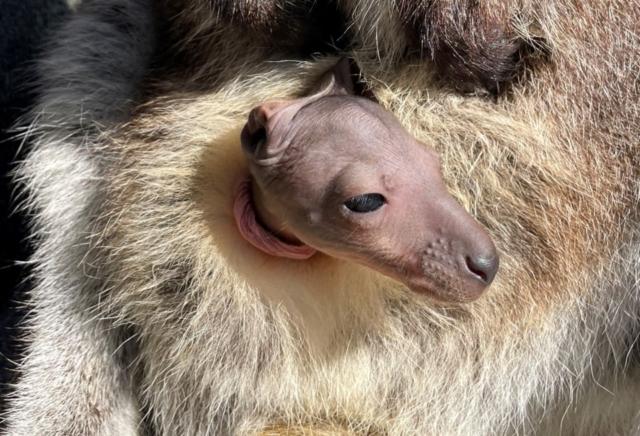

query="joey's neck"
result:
[250,178,300,244]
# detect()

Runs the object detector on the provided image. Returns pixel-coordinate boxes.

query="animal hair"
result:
[3,0,640,435]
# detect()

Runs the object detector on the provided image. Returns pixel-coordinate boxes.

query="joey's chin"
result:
[405,276,487,303]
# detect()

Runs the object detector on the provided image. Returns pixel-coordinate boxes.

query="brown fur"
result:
[163,0,347,55]
[397,0,529,93]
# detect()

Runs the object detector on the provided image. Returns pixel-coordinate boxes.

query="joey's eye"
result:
[344,194,385,213]
[250,128,267,154]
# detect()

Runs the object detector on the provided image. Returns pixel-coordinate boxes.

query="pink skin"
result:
[234,57,499,303]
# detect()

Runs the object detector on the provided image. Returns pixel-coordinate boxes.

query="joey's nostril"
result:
[465,254,499,285]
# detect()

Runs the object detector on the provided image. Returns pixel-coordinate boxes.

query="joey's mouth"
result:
[404,270,485,302]
[396,254,488,303]
[233,177,317,259]
[407,266,469,302]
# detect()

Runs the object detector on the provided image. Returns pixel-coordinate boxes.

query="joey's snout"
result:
[408,199,499,302]
[411,237,499,302]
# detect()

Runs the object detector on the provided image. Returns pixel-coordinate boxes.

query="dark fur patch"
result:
[208,0,348,55]
[397,0,525,93]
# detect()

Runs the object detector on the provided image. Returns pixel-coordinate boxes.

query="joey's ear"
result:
[312,56,379,103]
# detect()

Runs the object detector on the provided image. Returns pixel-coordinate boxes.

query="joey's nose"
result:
[464,253,499,286]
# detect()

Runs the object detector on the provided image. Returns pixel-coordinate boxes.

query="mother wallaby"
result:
[4,0,640,434]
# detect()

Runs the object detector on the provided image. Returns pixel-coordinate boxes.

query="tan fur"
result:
[256,424,364,435]
[5,0,640,434]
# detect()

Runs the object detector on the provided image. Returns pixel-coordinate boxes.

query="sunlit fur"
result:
[4,0,640,435]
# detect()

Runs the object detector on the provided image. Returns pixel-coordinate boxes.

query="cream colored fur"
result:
[4,0,640,435]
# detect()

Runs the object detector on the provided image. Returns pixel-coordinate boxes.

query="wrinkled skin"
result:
[236,58,499,303]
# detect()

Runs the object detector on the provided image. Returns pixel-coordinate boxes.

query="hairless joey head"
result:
[234,57,499,303]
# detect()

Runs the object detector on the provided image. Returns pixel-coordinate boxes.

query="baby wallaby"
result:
[234,57,499,303]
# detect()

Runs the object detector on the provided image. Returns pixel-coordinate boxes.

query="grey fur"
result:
[3,0,154,434]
